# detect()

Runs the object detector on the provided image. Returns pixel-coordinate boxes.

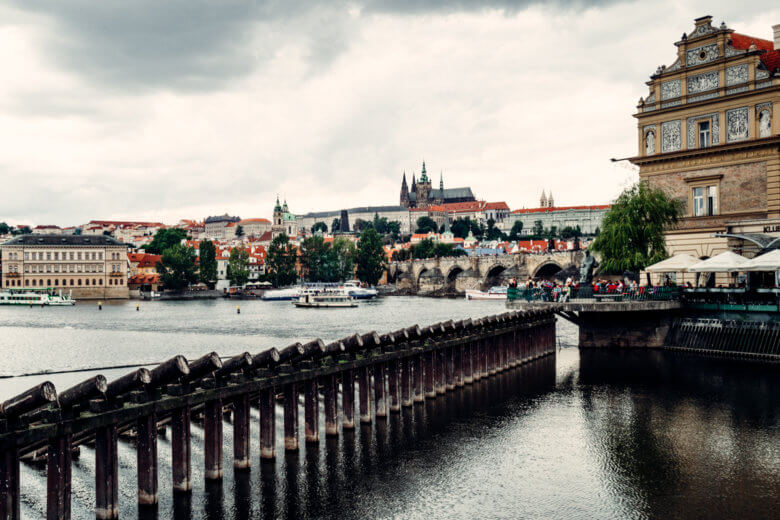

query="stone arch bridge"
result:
[388,251,585,294]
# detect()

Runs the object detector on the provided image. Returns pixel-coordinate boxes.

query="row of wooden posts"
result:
[0,309,556,520]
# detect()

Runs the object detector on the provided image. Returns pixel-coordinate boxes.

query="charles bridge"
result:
[388,251,585,293]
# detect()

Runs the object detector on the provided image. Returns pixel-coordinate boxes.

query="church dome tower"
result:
[540,191,548,208]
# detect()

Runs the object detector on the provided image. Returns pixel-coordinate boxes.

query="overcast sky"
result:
[1,1,777,226]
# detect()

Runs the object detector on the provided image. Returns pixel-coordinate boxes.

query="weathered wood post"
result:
[358,332,380,423]
[47,430,72,520]
[283,383,299,451]
[214,352,253,470]
[323,372,338,436]
[374,363,387,418]
[340,334,363,430]
[1,382,57,520]
[304,377,319,443]
[253,348,281,461]
[171,406,192,492]
[204,398,224,480]
[94,423,118,520]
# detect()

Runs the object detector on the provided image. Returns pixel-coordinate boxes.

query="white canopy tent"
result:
[742,249,780,271]
[688,251,750,273]
[645,254,699,273]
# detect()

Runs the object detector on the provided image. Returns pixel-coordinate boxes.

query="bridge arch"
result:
[483,264,507,289]
[533,261,564,280]
[445,265,465,291]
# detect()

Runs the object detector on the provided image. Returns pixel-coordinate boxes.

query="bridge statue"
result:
[579,250,599,284]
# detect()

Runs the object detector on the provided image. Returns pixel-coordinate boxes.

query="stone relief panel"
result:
[725,64,748,86]
[689,92,719,103]
[726,86,749,95]
[726,107,749,142]
[757,103,772,138]
[661,120,682,153]
[661,80,681,100]
[725,44,745,57]
[687,71,719,94]
[686,43,719,67]
[756,68,769,80]
[687,113,720,148]
[690,21,717,39]
[666,59,682,72]
[646,92,656,104]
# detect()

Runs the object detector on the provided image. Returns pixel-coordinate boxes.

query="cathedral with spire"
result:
[539,190,555,208]
[399,161,476,209]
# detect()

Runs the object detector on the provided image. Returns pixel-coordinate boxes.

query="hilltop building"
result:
[271,197,297,239]
[204,214,240,240]
[399,161,476,209]
[506,205,609,235]
[630,16,780,260]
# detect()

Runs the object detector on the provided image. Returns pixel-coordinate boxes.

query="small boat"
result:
[465,286,508,301]
[0,288,75,306]
[293,288,357,308]
[261,287,302,301]
[342,280,378,299]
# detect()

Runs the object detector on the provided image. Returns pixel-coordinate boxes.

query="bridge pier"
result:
[413,353,425,402]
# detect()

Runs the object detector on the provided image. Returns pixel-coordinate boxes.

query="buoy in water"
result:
[98,301,102,310]
[136,303,140,311]
[237,305,240,314]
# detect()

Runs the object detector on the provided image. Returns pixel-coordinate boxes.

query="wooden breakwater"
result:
[0,310,556,520]
[665,318,780,361]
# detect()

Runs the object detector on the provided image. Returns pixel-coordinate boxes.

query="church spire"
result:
[400,171,410,206]
[439,171,444,191]
[540,191,547,208]
[419,160,429,183]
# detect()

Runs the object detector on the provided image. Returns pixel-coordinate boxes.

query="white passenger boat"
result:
[0,288,75,306]
[342,280,378,299]
[293,288,357,308]
[261,287,302,301]
[465,286,508,301]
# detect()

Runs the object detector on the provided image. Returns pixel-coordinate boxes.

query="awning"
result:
[742,249,780,272]
[688,251,750,273]
[645,254,699,273]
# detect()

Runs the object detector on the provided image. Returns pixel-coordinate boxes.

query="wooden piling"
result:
[445,347,456,391]
[46,433,72,520]
[341,370,355,429]
[0,381,57,419]
[283,384,299,451]
[95,424,118,519]
[0,440,20,520]
[136,413,158,505]
[455,344,464,387]
[374,363,387,419]
[413,354,425,403]
[171,406,192,493]
[304,378,319,443]
[359,367,371,424]
[323,374,339,436]
[424,351,436,398]
[204,398,223,480]
[388,360,401,412]
[259,387,275,459]
[435,349,447,395]
[233,394,251,469]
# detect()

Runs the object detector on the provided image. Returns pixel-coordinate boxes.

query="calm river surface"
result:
[0,297,777,519]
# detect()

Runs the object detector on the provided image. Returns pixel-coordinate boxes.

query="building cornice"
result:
[629,135,780,166]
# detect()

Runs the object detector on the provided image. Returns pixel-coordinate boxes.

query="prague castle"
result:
[399,161,476,209]
[630,16,780,259]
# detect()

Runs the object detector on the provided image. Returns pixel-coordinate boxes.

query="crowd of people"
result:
[508,277,647,302]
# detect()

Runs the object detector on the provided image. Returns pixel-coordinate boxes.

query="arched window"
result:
[759,110,771,138]
[25,279,29,286]
[645,130,655,155]
[47,279,51,286]
[54,279,58,286]
[70,279,74,286]
[78,279,82,286]
[32,279,37,286]
[99,279,103,285]
[92,279,97,285]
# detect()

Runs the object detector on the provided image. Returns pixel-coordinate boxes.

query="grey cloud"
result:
[16,0,621,93]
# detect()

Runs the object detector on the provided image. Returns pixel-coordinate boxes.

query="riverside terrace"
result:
[507,286,780,359]
[0,311,555,520]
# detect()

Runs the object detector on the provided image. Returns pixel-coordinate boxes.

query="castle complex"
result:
[399,161,476,209]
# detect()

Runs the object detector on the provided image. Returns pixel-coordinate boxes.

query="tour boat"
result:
[342,280,378,299]
[261,287,302,301]
[465,286,508,301]
[293,288,358,308]
[0,288,75,306]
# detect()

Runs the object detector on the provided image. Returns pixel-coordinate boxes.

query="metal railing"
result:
[507,285,682,302]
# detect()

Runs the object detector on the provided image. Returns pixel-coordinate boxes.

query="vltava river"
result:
[0,297,777,519]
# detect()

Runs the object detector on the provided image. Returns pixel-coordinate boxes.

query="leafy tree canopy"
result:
[157,244,198,291]
[508,220,524,241]
[356,228,385,286]
[227,247,250,286]
[144,228,188,254]
[311,222,328,234]
[267,233,298,287]
[198,239,218,288]
[591,182,682,273]
[415,216,438,234]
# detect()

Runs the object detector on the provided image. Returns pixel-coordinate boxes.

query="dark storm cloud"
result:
[16,0,620,92]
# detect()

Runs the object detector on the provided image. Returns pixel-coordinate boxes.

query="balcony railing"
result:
[507,286,682,302]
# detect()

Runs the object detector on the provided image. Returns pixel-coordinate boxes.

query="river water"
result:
[0,297,777,519]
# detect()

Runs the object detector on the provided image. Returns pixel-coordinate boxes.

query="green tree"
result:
[433,242,466,258]
[331,218,340,233]
[227,247,250,286]
[198,239,217,288]
[415,216,438,234]
[356,228,385,286]
[144,228,188,254]
[508,220,524,241]
[353,218,371,233]
[532,220,544,237]
[267,233,298,287]
[386,220,401,240]
[157,244,198,291]
[559,226,581,239]
[235,225,244,237]
[12,225,31,236]
[392,248,412,262]
[332,236,357,281]
[299,235,338,282]
[591,182,683,273]
[412,238,436,259]
[0,222,11,234]
[451,218,471,239]
[311,222,328,234]
[485,218,503,241]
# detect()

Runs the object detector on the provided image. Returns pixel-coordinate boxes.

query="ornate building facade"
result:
[630,16,780,260]
[399,161,476,209]
[271,197,297,239]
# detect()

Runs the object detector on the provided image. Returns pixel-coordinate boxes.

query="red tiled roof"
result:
[34,225,60,229]
[761,50,780,73]
[442,201,486,212]
[730,33,774,52]
[137,254,161,268]
[258,231,273,241]
[128,274,160,284]
[89,220,165,227]
[239,218,271,224]
[484,202,509,210]
[512,204,610,214]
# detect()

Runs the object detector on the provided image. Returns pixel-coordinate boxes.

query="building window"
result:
[698,121,710,148]
[693,186,718,216]
[25,279,29,286]
[99,279,103,285]
[78,279,82,286]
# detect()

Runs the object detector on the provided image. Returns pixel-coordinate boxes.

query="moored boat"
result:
[342,280,378,299]
[261,287,302,301]
[0,288,75,306]
[293,288,357,308]
[465,286,508,301]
